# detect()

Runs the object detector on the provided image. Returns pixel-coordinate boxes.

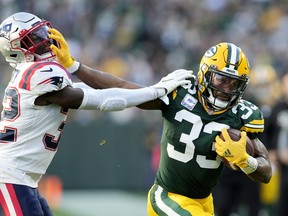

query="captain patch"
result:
[181,94,197,110]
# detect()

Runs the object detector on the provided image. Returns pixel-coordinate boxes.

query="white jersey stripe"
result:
[155,185,181,216]
[244,123,264,129]
[0,184,17,216]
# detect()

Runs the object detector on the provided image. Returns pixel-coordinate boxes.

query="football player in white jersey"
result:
[0,12,193,216]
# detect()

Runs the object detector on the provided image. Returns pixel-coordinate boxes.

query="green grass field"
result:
[52,209,77,216]
[52,209,76,216]
[50,190,147,216]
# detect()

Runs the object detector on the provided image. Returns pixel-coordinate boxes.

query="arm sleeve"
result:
[78,87,159,111]
[72,82,92,89]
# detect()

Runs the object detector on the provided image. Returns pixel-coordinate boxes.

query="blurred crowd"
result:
[1,0,288,86]
[1,0,288,215]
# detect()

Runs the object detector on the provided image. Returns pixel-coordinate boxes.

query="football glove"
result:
[153,69,193,97]
[215,128,250,168]
[48,28,80,73]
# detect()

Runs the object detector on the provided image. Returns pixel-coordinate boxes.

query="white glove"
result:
[153,69,194,97]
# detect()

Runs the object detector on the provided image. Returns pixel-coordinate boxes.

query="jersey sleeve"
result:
[238,99,265,139]
[19,61,72,95]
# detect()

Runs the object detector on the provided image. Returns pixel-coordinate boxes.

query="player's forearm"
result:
[75,64,144,90]
[247,157,272,183]
[79,87,161,111]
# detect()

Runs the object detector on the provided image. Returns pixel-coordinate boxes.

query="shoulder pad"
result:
[19,62,72,94]
[232,99,264,134]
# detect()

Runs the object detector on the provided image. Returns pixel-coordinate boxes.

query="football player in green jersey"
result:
[49,29,272,216]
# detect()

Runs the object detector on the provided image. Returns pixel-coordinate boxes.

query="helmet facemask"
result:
[200,66,249,112]
[16,21,58,62]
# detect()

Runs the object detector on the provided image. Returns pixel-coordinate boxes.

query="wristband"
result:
[66,60,81,74]
[240,156,258,174]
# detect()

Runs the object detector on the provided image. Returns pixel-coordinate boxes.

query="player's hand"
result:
[48,28,80,73]
[153,69,193,97]
[215,128,249,168]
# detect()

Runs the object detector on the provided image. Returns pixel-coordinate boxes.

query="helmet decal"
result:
[0,23,12,33]
[204,46,217,58]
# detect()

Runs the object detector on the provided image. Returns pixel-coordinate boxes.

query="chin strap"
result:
[207,88,229,109]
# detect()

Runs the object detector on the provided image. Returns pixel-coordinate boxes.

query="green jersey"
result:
[155,78,264,199]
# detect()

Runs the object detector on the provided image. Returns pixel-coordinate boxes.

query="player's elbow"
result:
[257,167,272,184]
[99,99,127,111]
[262,169,272,184]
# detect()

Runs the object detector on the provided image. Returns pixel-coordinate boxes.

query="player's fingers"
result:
[178,80,191,86]
[50,44,62,57]
[48,32,59,40]
[48,28,64,38]
[214,143,224,154]
[238,131,247,145]
[175,70,193,77]
[48,28,68,48]
[221,128,231,141]
[215,136,225,145]
[177,72,194,81]
[48,33,67,47]
[240,131,247,140]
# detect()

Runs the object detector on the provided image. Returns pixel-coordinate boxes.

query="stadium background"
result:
[0,0,287,215]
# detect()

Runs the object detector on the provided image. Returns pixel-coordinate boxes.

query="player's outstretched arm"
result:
[35,70,192,111]
[48,28,142,90]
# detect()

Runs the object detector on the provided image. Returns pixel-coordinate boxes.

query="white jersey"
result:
[0,61,72,187]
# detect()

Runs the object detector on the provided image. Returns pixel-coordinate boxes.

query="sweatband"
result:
[240,156,258,174]
[66,60,81,74]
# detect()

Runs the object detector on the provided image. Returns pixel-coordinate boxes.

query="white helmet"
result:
[0,12,58,68]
